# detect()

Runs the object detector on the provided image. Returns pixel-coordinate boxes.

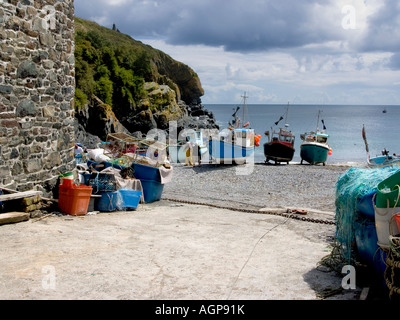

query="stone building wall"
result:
[0,0,75,197]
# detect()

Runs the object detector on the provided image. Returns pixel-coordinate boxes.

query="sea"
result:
[203,104,400,165]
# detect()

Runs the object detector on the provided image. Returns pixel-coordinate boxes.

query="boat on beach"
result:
[263,103,295,164]
[362,125,400,168]
[300,110,331,166]
[168,130,208,163]
[208,92,258,164]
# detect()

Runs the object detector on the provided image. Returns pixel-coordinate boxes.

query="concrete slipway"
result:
[0,200,360,300]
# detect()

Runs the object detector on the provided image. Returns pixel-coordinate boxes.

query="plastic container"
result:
[59,172,73,184]
[374,206,400,248]
[354,219,387,286]
[140,179,164,203]
[81,173,91,186]
[394,214,400,235]
[376,171,400,208]
[131,163,161,182]
[354,219,380,265]
[58,184,92,216]
[117,189,142,210]
[95,191,119,212]
[356,191,376,219]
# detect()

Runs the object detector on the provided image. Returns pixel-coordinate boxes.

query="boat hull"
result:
[263,142,295,163]
[300,143,329,165]
[368,155,400,168]
[209,140,254,164]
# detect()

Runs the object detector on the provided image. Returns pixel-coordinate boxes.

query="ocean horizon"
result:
[203,104,400,165]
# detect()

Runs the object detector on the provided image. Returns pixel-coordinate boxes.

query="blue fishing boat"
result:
[209,128,256,164]
[300,110,331,166]
[208,92,257,164]
[362,125,400,168]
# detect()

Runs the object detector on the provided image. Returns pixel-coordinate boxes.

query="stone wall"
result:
[0,0,75,197]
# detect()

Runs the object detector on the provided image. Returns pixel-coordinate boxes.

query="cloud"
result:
[74,0,400,105]
[387,53,400,70]
[75,0,349,52]
[358,0,400,52]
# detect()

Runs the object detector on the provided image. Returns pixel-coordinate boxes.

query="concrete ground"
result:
[0,200,361,300]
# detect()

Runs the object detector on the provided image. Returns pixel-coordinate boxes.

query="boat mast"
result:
[284,101,289,127]
[241,91,248,126]
[316,110,321,132]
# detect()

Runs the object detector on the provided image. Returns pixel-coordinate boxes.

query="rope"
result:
[385,239,400,299]
[162,197,335,225]
[226,215,291,299]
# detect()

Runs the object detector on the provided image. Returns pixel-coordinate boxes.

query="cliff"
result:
[74,17,217,146]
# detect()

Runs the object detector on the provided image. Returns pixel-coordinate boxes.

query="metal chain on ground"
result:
[162,197,336,225]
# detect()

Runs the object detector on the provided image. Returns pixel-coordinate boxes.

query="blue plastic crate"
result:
[117,189,142,210]
[132,163,161,182]
[140,179,164,203]
[95,191,119,212]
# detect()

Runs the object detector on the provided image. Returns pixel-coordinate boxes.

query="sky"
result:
[74,0,400,105]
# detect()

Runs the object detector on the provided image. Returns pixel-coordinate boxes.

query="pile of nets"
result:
[320,166,400,273]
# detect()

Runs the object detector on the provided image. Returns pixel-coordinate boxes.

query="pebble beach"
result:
[163,162,353,215]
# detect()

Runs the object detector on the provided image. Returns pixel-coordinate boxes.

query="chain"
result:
[162,197,336,225]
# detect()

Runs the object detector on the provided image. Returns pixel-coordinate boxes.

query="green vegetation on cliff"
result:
[75,17,150,111]
[74,17,204,114]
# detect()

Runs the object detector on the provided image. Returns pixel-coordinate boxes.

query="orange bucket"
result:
[395,214,400,234]
[62,178,73,187]
[58,184,92,216]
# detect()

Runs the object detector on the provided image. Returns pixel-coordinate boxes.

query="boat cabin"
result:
[219,128,255,147]
[271,128,295,146]
[300,132,328,144]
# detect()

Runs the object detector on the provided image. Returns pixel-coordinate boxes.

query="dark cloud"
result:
[358,0,400,53]
[387,53,400,70]
[75,0,342,53]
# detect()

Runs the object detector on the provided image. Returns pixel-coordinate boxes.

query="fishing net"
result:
[87,172,117,194]
[320,166,400,273]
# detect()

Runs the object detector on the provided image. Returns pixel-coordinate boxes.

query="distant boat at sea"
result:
[383,107,387,113]
[299,110,331,166]
[263,102,295,165]
[208,92,258,164]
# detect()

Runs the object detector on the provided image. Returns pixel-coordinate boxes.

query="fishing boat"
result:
[208,92,257,164]
[263,103,295,164]
[300,110,331,166]
[362,125,400,168]
[168,130,208,163]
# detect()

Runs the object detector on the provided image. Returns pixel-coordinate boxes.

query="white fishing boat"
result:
[168,130,208,163]
[362,125,400,168]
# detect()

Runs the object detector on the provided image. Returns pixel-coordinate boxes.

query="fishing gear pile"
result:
[320,166,400,273]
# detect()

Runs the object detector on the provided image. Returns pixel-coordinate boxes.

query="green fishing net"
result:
[320,166,400,273]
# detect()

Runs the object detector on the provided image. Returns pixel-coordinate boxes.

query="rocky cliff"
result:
[74,18,218,147]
